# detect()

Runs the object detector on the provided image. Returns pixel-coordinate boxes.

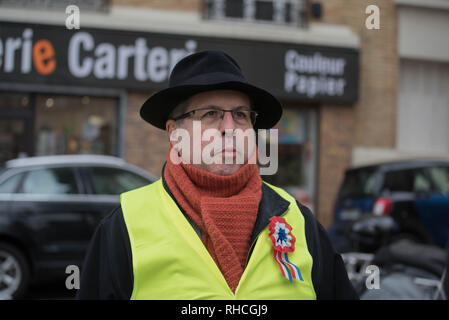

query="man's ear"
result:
[165,119,178,136]
[166,119,177,146]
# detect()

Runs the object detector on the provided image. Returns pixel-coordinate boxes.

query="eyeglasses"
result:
[171,107,258,127]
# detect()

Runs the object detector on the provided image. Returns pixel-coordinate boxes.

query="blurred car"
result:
[328,158,449,253]
[0,155,157,299]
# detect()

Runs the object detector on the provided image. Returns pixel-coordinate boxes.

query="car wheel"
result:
[0,242,30,300]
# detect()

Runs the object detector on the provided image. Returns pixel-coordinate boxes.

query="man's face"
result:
[166,90,256,176]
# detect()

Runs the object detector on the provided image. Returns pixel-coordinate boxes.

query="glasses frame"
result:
[170,106,258,126]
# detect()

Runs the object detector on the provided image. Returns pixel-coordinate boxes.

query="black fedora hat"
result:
[139,50,283,130]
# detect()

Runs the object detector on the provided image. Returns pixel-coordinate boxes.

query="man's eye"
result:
[234,111,248,119]
[203,110,219,118]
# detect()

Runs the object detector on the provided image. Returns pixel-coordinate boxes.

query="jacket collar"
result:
[160,162,290,242]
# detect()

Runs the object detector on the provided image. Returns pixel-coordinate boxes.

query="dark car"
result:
[328,158,449,253]
[0,155,157,299]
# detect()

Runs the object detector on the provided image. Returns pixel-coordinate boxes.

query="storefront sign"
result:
[0,21,358,103]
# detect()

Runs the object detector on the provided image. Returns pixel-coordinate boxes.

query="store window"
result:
[35,94,119,156]
[0,92,33,165]
[262,107,317,211]
[0,91,120,166]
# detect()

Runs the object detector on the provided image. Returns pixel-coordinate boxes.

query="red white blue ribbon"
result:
[269,216,304,282]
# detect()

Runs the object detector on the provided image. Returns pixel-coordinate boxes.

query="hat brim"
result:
[139,81,283,130]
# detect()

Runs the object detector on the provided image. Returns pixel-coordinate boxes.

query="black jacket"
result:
[76,172,358,300]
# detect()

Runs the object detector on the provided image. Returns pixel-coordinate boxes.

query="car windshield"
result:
[89,167,151,195]
[0,172,24,193]
[338,167,377,199]
[21,167,79,194]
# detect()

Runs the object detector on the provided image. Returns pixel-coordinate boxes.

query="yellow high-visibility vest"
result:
[120,179,316,300]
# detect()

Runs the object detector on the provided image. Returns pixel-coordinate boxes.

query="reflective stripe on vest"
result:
[121,179,317,300]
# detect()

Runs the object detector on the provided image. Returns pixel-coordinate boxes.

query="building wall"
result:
[396,4,449,158]
[398,5,449,63]
[112,0,200,11]
[125,91,169,177]
[320,0,398,150]
[317,105,355,228]
[316,0,399,227]
[397,60,449,156]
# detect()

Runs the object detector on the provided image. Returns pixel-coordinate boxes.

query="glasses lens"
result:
[232,109,253,125]
[198,109,222,125]
[196,108,256,126]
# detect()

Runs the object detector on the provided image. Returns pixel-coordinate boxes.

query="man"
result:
[76,51,358,300]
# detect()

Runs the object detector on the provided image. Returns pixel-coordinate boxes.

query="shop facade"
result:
[0,5,360,225]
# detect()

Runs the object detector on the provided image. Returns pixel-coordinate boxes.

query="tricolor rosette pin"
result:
[268,216,304,282]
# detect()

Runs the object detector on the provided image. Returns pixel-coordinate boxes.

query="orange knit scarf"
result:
[164,153,262,292]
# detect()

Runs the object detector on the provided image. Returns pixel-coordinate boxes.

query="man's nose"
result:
[218,111,236,133]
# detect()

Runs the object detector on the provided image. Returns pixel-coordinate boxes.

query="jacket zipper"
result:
[244,208,289,267]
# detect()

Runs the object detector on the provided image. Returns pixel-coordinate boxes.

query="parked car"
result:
[0,155,157,299]
[328,158,449,253]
